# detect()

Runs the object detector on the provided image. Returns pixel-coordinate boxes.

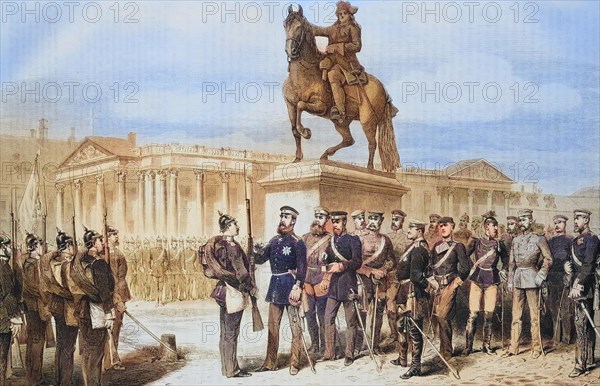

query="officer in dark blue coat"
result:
[254,206,307,375]
[321,211,362,366]
[564,209,600,377]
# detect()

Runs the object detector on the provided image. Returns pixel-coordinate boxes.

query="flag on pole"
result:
[18,150,42,238]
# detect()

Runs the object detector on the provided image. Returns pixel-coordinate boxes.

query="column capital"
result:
[447,187,456,196]
[220,171,232,183]
[467,188,475,197]
[117,170,127,182]
[245,175,253,184]
[503,191,511,200]
[95,174,104,184]
[73,179,83,189]
[55,183,65,193]
[194,169,205,181]
[436,186,447,195]
[486,189,494,198]
[168,168,180,177]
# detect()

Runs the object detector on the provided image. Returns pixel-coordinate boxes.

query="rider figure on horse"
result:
[310,1,365,122]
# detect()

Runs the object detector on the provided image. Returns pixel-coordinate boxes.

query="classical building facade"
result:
[2,129,599,243]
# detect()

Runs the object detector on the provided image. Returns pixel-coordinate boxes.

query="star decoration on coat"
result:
[282,246,292,256]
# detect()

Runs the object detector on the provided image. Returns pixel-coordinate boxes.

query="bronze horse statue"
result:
[283,6,401,172]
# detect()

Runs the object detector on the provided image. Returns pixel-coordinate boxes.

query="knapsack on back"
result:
[199,242,217,279]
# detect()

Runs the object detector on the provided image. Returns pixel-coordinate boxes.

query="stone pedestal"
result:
[257,160,409,240]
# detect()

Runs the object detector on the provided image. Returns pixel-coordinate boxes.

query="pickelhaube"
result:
[56,228,74,251]
[218,211,237,232]
[83,226,102,249]
[25,233,42,250]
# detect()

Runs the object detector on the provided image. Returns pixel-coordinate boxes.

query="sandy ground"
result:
[5,297,600,385]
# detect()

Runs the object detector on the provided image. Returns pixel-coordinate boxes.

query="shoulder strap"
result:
[71,256,101,303]
[432,242,457,271]
[330,236,348,262]
[362,236,387,266]
[307,234,332,259]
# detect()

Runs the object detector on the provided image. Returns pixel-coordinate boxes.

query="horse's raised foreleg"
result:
[296,98,327,140]
[320,121,354,161]
[286,100,303,162]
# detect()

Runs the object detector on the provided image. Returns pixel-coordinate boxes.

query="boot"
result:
[329,83,346,121]
[409,319,424,369]
[373,299,385,354]
[482,312,496,355]
[461,311,478,357]
[381,312,398,347]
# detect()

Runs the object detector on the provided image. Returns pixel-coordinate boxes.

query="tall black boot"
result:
[461,311,478,357]
[482,312,496,355]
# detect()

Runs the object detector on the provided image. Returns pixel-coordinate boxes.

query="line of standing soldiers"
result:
[0,225,131,386]
[205,205,599,380]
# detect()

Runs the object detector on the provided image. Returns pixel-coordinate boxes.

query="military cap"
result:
[56,228,74,251]
[482,210,497,219]
[429,214,441,221]
[367,211,384,218]
[553,214,568,223]
[459,213,470,221]
[83,227,102,249]
[280,206,299,218]
[518,209,533,218]
[438,216,455,225]
[407,219,427,230]
[391,209,407,217]
[218,211,237,232]
[574,209,592,218]
[314,206,330,216]
[330,211,348,220]
[506,215,518,221]
[351,209,365,218]
[107,225,118,235]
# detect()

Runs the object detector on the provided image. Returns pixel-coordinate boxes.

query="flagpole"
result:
[38,152,48,254]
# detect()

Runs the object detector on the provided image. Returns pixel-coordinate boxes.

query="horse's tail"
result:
[378,98,401,172]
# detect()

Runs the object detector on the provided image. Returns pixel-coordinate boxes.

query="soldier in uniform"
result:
[105,226,131,370]
[501,215,519,252]
[502,209,553,359]
[424,214,442,247]
[355,211,394,354]
[301,206,332,356]
[0,235,22,386]
[546,215,575,344]
[309,1,363,122]
[350,209,368,236]
[150,237,168,306]
[390,220,430,379]
[321,211,362,365]
[204,213,253,378]
[564,209,599,377]
[19,233,49,386]
[382,209,411,347]
[40,229,78,385]
[453,213,473,246]
[70,228,115,386]
[427,217,471,360]
[253,206,307,375]
[462,214,509,356]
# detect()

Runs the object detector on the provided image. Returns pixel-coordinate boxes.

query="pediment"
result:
[447,159,513,183]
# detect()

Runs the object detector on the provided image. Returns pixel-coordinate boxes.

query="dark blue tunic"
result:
[255,233,307,305]
[325,232,362,301]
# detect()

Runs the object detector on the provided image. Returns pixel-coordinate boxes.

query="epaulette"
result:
[291,233,301,241]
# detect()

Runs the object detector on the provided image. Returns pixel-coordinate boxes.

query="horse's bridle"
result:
[285,19,305,61]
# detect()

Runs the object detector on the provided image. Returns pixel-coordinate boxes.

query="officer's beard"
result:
[277,223,294,235]
[310,221,325,236]
[367,223,380,232]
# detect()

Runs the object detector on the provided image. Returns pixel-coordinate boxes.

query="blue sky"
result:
[1,1,598,195]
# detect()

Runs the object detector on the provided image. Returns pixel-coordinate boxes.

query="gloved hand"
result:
[371,268,386,280]
[289,285,302,303]
[348,291,360,302]
[564,261,573,275]
[426,276,439,293]
[115,301,127,313]
[569,284,583,299]
[9,316,22,337]
[499,270,508,283]
[534,273,545,287]
[104,314,115,330]
[252,242,265,255]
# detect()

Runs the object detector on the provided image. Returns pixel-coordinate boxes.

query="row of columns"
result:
[437,187,511,222]
[55,168,253,238]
